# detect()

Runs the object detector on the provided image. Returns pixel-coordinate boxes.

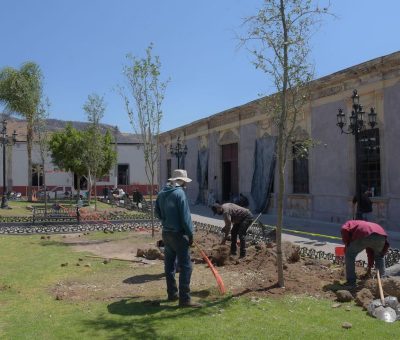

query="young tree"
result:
[48,124,87,201]
[242,0,330,287]
[0,62,43,201]
[120,44,168,237]
[82,93,108,209]
[34,97,51,214]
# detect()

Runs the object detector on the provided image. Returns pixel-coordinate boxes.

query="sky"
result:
[0,0,399,133]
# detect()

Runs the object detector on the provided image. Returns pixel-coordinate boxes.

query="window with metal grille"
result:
[358,128,381,196]
[167,159,171,179]
[293,143,309,194]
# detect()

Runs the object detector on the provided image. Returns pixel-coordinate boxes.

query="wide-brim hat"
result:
[168,169,192,183]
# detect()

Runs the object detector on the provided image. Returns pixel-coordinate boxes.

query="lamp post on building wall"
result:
[170,137,188,169]
[336,89,377,219]
[1,120,17,209]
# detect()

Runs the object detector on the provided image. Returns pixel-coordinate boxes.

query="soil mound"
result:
[192,230,348,299]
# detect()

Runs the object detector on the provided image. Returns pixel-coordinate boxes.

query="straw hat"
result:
[168,169,192,183]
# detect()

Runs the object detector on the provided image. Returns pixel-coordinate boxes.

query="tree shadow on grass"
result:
[123,273,165,284]
[81,296,233,339]
[232,282,280,297]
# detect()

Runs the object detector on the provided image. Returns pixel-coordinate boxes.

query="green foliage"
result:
[0,62,42,118]
[48,123,87,177]
[48,122,117,192]
[0,61,44,200]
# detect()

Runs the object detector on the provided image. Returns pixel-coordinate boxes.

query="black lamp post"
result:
[336,89,377,219]
[1,119,17,209]
[170,137,188,169]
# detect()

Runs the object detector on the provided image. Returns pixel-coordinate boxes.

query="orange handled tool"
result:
[194,241,226,295]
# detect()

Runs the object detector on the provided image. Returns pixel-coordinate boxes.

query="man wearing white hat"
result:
[155,169,201,307]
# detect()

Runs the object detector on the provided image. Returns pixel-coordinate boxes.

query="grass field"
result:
[0,200,146,219]
[1,232,399,339]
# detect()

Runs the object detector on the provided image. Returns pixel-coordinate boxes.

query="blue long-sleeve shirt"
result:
[155,184,193,237]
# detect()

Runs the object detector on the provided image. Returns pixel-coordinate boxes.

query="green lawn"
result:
[0,200,147,220]
[0,233,399,339]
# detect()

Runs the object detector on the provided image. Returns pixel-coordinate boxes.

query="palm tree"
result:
[0,62,43,201]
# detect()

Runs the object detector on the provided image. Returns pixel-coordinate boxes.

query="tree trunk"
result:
[43,161,47,216]
[87,172,92,205]
[275,0,288,289]
[27,123,33,201]
[94,177,97,211]
[76,175,81,203]
[276,131,285,288]
[150,176,155,238]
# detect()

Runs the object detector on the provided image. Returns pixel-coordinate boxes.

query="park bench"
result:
[32,206,80,224]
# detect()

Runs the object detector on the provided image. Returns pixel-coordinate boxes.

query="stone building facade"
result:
[158,51,400,232]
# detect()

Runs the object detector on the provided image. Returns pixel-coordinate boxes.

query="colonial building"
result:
[0,118,154,196]
[158,51,400,232]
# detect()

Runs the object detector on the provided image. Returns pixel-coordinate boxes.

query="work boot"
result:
[167,294,179,302]
[340,281,356,290]
[178,300,203,308]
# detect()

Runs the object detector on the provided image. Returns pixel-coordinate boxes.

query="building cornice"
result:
[159,50,400,143]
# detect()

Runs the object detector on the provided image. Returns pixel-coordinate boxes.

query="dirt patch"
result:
[51,229,383,302]
[61,229,160,260]
[191,231,344,299]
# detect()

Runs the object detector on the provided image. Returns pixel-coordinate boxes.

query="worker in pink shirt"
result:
[341,220,390,287]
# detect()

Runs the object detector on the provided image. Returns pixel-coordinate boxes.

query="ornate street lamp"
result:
[1,119,17,208]
[336,89,378,219]
[170,136,188,169]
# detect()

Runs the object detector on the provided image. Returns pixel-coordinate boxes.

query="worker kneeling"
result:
[341,220,389,288]
[212,202,253,258]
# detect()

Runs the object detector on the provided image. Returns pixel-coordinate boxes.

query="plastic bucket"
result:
[335,246,345,257]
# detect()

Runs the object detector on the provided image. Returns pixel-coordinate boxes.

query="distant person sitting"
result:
[132,189,143,206]
[353,186,373,220]
[103,187,109,200]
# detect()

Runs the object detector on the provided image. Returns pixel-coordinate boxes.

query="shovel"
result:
[375,269,397,322]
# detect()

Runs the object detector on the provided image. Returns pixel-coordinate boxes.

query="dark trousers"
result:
[162,231,192,302]
[345,233,386,284]
[231,217,253,256]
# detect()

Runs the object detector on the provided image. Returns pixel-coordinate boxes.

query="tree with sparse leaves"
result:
[119,44,168,237]
[82,94,116,209]
[242,0,331,287]
[34,97,51,214]
[0,62,43,201]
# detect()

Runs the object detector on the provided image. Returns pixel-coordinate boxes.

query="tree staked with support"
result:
[241,0,332,287]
